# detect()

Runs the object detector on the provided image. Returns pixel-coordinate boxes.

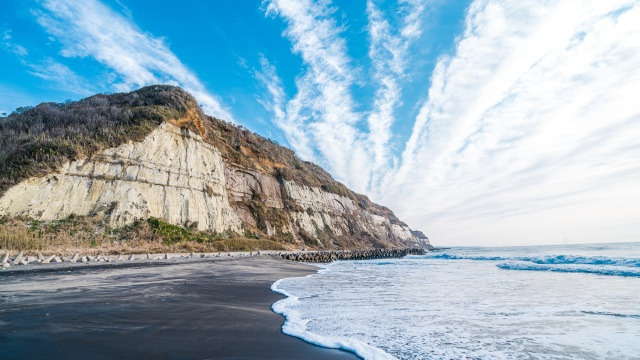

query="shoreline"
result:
[0,257,358,359]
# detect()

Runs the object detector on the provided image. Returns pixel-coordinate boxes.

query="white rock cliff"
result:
[0,121,428,249]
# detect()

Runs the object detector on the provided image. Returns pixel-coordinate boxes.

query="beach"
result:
[0,257,357,359]
[273,243,640,358]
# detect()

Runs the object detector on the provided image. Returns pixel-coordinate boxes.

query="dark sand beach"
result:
[0,257,357,359]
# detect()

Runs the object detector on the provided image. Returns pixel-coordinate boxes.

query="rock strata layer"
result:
[0,123,243,233]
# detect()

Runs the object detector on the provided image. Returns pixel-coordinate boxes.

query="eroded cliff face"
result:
[0,85,429,249]
[0,123,243,233]
[285,181,428,248]
[0,121,428,249]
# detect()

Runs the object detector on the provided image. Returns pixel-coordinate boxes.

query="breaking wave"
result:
[427,251,640,278]
[427,253,508,261]
[580,310,640,319]
[496,262,640,278]
[429,253,640,266]
[271,243,640,359]
[520,254,640,267]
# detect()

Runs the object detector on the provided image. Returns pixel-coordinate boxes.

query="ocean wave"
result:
[426,253,640,268]
[352,260,395,265]
[426,253,508,261]
[495,262,640,278]
[271,279,396,360]
[580,310,640,319]
[520,254,640,267]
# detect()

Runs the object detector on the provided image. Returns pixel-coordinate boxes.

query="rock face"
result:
[0,123,243,233]
[0,86,429,250]
[283,181,419,248]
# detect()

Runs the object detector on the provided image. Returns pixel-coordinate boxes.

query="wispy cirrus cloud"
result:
[264,0,370,190]
[26,59,94,95]
[262,0,427,192]
[2,30,28,57]
[385,0,640,245]
[2,29,92,96]
[365,0,425,187]
[253,55,318,160]
[34,0,233,120]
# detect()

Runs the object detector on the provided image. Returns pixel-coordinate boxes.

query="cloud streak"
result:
[263,0,427,192]
[34,0,233,120]
[385,0,640,245]
[264,0,370,190]
[254,55,318,161]
[26,59,94,95]
[2,30,28,57]
[2,29,92,96]
[365,0,425,187]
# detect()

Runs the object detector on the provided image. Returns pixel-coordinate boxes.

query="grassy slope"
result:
[0,215,286,255]
[0,86,196,196]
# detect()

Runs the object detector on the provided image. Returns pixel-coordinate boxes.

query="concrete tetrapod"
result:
[12,251,25,265]
[40,255,56,264]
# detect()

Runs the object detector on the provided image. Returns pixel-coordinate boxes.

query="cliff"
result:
[0,85,429,250]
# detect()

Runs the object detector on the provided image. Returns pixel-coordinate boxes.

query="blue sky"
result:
[1,0,639,246]
[1,0,468,144]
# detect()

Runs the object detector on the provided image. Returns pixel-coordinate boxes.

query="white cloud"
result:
[264,0,372,190]
[365,0,425,188]
[2,30,29,57]
[27,58,94,95]
[383,0,640,245]
[254,55,317,161]
[263,0,427,192]
[34,0,233,120]
[2,29,92,95]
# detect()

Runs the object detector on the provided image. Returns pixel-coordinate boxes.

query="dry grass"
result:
[0,216,289,256]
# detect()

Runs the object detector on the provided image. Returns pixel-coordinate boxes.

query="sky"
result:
[1,0,639,246]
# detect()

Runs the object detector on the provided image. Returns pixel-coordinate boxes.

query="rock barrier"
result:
[0,248,428,270]
[276,248,425,263]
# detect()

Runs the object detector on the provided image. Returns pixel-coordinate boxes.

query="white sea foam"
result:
[271,277,395,360]
[272,243,640,359]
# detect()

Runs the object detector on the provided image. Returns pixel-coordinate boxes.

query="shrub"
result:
[0,85,199,196]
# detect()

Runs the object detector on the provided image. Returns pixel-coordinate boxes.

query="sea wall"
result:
[278,248,426,262]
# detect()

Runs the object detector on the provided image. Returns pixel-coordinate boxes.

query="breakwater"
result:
[277,248,426,263]
[0,248,428,274]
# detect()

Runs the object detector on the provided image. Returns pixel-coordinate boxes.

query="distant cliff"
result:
[0,86,429,250]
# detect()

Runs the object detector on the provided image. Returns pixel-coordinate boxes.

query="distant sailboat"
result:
[564,238,568,245]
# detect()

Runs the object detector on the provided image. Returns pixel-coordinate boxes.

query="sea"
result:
[272,242,640,359]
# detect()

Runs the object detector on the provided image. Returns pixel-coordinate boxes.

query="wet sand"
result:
[0,257,358,359]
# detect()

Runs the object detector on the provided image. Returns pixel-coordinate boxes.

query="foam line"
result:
[271,278,396,360]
